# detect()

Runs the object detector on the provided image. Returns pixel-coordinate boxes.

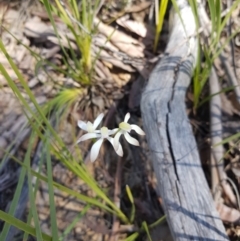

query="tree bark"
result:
[141,0,229,240]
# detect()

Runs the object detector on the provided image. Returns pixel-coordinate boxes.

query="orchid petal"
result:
[77,133,100,143]
[78,120,87,131]
[93,113,104,129]
[108,137,123,157]
[90,138,104,162]
[114,131,123,150]
[124,113,130,123]
[108,128,119,136]
[101,126,109,138]
[130,124,145,135]
[116,143,123,157]
[124,132,139,146]
[87,121,95,132]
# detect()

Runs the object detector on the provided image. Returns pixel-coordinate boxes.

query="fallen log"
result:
[141,0,229,240]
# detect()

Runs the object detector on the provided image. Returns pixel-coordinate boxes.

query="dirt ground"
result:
[1,0,240,240]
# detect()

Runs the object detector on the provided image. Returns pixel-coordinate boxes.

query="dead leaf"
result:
[216,202,240,223]
[116,15,153,39]
[94,18,145,58]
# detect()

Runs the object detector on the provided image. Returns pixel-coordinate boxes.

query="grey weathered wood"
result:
[141,0,229,240]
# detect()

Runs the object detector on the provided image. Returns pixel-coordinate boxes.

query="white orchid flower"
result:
[114,113,145,149]
[78,113,104,134]
[77,126,122,162]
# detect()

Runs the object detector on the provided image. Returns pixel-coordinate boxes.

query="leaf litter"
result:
[2,0,240,240]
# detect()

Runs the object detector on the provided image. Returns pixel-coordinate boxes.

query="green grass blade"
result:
[209,0,222,50]
[0,41,54,140]
[23,144,46,241]
[207,0,216,41]
[124,232,139,241]
[42,0,73,66]
[213,26,240,60]
[171,0,187,36]
[154,0,169,52]
[70,0,80,20]
[45,137,59,240]
[0,38,74,157]
[27,139,43,241]
[193,40,201,109]
[142,221,152,241]
[0,134,35,240]
[126,185,135,223]
[4,153,116,214]
[198,86,235,107]
[188,0,204,109]
[58,205,90,241]
[215,0,221,36]
[0,210,52,241]
[81,0,88,29]
[54,0,72,26]
[0,19,129,224]
[214,132,240,147]
[219,0,240,36]
[148,215,166,229]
